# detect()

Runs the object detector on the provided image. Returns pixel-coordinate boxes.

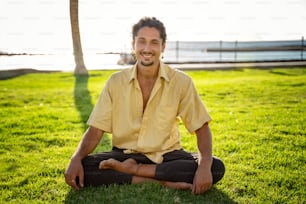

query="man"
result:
[65,17,225,195]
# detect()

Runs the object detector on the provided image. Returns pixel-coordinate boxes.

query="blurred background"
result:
[0,0,305,71]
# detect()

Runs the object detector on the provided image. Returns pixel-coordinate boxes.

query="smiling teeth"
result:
[141,51,153,56]
[143,54,152,57]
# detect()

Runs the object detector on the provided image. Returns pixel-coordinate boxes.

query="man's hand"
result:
[64,157,84,190]
[192,165,213,195]
[64,126,104,190]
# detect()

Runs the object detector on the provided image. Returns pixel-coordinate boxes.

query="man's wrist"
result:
[71,154,84,161]
[198,156,213,168]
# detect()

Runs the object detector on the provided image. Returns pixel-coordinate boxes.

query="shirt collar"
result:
[129,61,170,83]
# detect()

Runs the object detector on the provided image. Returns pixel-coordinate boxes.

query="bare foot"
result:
[160,181,193,190]
[99,158,138,175]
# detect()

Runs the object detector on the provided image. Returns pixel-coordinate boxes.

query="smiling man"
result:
[64,17,225,194]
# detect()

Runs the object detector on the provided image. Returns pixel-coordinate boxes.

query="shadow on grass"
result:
[269,70,300,76]
[64,184,236,204]
[74,75,94,131]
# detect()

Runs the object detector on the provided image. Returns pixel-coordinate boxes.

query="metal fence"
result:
[163,37,305,63]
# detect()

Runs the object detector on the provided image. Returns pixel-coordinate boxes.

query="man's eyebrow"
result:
[136,36,161,40]
[136,37,146,41]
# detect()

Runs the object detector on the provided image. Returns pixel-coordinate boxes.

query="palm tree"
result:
[70,0,88,75]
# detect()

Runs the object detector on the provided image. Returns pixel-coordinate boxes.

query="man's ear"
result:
[132,40,135,50]
[162,42,166,52]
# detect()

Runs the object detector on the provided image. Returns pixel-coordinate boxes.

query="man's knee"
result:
[155,160,197,183]
[211,157,225,184]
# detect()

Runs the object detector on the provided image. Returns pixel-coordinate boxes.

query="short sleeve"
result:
[178,78,212,133]
[87,79,113,132]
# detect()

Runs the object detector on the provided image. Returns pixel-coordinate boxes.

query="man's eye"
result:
[138,39,146,44]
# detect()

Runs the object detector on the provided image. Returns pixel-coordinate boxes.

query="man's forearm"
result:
[193,123,213,194]
[72,126,104,160]
[195,123,213,167]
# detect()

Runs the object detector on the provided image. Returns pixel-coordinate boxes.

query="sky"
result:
[0,0,305,54]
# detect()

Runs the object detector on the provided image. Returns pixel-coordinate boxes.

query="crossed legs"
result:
[99,158,193,190]
[81,148,225,189]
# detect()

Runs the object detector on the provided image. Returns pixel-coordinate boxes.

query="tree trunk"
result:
[70,0,88,75]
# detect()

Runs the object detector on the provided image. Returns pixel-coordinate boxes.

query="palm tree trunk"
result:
[70,0,88,75]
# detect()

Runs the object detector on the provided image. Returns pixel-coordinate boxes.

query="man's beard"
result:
[140,61,154,66]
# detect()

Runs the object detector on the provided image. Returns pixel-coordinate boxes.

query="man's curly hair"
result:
[132,17,167,43]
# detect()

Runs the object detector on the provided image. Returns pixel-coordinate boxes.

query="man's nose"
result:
[143,43,151,51]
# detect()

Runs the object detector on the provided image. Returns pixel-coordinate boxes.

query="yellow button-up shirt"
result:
[87,62,211,163]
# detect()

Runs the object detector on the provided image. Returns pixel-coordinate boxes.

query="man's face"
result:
[133,26,165,67]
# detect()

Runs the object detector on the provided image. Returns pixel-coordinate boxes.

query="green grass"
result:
[0,68,305,203]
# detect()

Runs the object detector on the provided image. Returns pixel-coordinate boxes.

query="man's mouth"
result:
[141,52,154,58]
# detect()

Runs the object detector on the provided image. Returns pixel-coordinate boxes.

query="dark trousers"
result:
[81,147,225,187]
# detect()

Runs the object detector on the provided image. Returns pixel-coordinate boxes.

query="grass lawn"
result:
[0,67,305,203]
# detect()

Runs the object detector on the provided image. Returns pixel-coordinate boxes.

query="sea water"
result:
[0,40,305,71]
